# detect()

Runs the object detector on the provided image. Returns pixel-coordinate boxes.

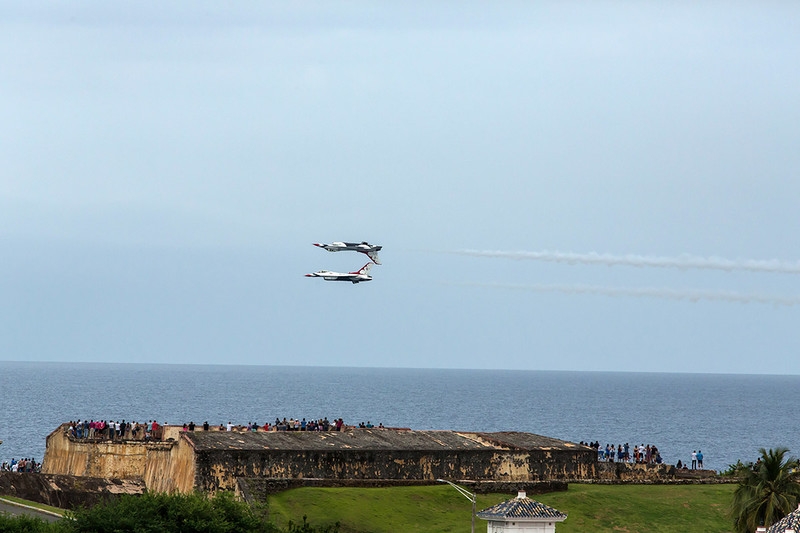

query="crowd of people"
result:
[181,417,386,432]
[12,417,390,471]
[1,458,41,473]
[65,416,390,441]
[581,441,664,464]
[66,420,167,441]
[179,418,346,432]
[676,450,705,470]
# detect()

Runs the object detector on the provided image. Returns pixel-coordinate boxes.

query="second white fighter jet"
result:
[305,263,373,284]
[313,241,382,264]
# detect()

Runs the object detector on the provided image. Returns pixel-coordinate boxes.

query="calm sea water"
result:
[0,362,797,473]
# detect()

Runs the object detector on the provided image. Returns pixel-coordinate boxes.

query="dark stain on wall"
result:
[185,430,596,492]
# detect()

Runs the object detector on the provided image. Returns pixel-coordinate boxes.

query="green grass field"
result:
[266,483,736,533]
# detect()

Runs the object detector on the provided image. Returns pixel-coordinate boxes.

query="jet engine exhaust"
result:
[448,249,800,275]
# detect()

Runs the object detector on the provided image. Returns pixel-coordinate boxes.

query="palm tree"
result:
[731,447,800,533]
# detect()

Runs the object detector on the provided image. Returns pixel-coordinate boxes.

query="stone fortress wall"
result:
[39,424,722,502]
[41,424,598,494]
[42,425,195,493]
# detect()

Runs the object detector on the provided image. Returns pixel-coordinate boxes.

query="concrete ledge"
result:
[594,462,730,484]
[674,468,719,480]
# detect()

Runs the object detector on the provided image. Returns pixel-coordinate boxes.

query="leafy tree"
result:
[721,460,752,477]
[67,491,279,533]
[0,493,335,533]
[731,447,800,533]
[0,513,49,533]
[0,513,72,533]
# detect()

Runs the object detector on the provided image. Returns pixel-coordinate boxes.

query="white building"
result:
[477,491,567,533]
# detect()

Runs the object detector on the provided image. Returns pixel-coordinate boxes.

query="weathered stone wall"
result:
[527,449,596,480]
[594,462,731,484]
[142,434,196,493]
[597,462,676,482]
[43,426,597,496]
[194,448,595,493]
[0,472,145,510]
[43,424,196,493]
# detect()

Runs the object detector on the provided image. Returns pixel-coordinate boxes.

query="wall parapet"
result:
[592,462,730,484]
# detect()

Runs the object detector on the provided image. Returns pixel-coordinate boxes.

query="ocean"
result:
[0,362,797,473]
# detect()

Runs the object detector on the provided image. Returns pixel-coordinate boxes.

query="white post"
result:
[437,479,476,533]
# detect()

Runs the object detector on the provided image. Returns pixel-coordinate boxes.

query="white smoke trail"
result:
[450,250,800,274]
[454,282,800,306]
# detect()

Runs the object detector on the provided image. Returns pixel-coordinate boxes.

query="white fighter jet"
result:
[313,241,382,264]
[305,263,373,284]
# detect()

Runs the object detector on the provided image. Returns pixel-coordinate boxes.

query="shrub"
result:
[68,491,279,533]
[0,513,72,533]
[0,493,335,533]
[719,460,752,477]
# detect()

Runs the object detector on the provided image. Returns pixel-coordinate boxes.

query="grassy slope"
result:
[267,484,736,533]
[536,484,735,533]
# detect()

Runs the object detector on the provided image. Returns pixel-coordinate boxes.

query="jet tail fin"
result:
[367,251,381,264]
[353,263,372,276]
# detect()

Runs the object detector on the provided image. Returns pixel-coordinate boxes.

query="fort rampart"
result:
[36,424,725,504]
[42,425,195,493]
[41,425,597,494]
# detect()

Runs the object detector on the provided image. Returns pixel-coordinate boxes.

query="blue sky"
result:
[2,2,799,373]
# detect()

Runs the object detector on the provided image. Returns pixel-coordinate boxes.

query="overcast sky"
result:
[2,2,799,374]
